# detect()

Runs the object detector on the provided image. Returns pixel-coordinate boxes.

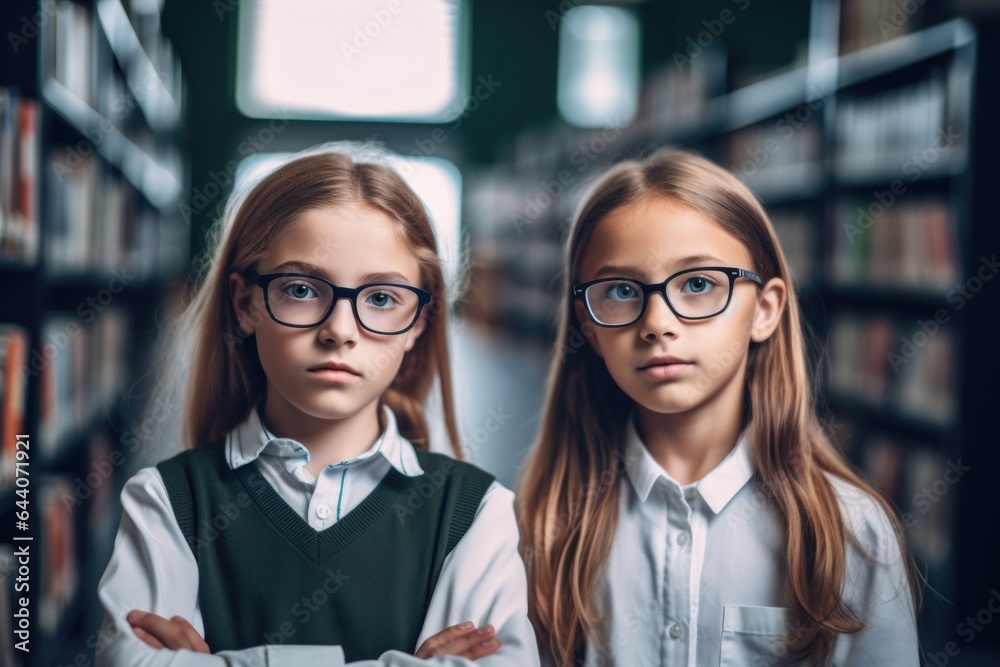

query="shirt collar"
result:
[225,401,424,478]
[623,409,752,513]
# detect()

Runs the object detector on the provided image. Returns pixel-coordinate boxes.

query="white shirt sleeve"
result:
[95,470,539,667]
[94,466,346,667]
[833,485,920,666]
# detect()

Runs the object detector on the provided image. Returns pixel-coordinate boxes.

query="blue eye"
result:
[683,276,713,294]
[365,291,397,308]
[604,282,639,300]
[284,283,317,299]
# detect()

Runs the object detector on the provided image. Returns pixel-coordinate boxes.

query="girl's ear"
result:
[750,276,786,343]
[574,299,604,359]
[229,271,257,335]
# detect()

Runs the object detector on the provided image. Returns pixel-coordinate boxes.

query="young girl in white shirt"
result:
[515,148,922,666]
[94,144,539,667]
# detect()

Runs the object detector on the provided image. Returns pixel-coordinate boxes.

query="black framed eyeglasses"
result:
[245,269,431,335]
[572,266,762,327]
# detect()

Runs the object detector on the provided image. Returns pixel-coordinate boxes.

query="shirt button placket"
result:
[662,482,690,665]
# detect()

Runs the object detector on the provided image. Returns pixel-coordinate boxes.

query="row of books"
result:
[45,153,185,277]
[115,0,185,115]
[835,76,959,178]
[462,164,570,335]
[38,475,80,635]
[769,208,815,286]
[643,48,727,134]
[728,119,823,176]
[2,89,186,276]
[850,431,953,568]
[0,90,39,265]
[729,119,825,202]
[0,433,119,664]
[45,0,186,214]
[828,312,955,426]
[0,325,28,490]
[0,544,23,666]
[473,234,563,331]
[48,0,183,131]
[49,0,95,109]
[0,477,81,646]
[38,310,128,460]
[839,0,929,54]
[826,196,959,292]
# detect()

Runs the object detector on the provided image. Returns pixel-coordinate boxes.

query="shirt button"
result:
[316,504,331,520]
[669,623,683,639]
[676,531,689,546]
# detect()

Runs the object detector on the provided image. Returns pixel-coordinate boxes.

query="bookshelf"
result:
[0,0,189,665]
[462,0,998,654]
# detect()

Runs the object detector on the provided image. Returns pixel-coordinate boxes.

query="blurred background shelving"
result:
[1,0,998,664]
[1,0,189,664]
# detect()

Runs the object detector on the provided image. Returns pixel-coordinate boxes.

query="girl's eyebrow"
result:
[272,260,327,275]
[361,271,415,284]
[593,254,726,279]
[271,260,412,284]
[594,263,647,279]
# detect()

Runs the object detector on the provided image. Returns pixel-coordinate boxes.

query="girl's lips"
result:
[308,368,360,383]
[639,362,693,380]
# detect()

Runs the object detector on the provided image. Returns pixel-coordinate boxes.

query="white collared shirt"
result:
[95,402,540,667]
[550,411,919,667]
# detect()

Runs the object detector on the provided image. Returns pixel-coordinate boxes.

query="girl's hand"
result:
[126,610,211,653]
[415,621,500,660]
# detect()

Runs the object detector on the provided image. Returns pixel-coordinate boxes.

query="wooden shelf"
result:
[743,162,827,204]
[837,18,975,89]
[94,0,182,133]
[828,392,955,441]
[821,282,954,310]
[41,78,182,209]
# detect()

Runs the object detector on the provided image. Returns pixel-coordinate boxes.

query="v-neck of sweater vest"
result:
[232,455,413,564]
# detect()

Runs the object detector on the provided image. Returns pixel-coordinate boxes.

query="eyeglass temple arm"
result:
[735,268,762,284]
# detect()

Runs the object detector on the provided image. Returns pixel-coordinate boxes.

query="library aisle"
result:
[2,0,999,665]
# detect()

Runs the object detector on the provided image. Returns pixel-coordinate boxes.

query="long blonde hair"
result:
[143,143,461,457]
[515,147,921,665]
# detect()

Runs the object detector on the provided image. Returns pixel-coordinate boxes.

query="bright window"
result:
[557,6,640,128]
[236,0,469,122]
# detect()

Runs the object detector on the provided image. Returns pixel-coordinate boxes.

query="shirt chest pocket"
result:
[720,605,795,667]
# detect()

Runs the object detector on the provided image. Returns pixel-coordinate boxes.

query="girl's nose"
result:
[318,297,359,345]
[638,291,680,340]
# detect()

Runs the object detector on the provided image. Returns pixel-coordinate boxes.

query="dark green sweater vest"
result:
[155,439,495,661]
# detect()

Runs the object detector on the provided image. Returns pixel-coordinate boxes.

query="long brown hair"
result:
[514,147,922,665]
[147,143,461,457]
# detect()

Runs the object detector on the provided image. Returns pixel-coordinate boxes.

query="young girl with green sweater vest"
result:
[94,144,540,667]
